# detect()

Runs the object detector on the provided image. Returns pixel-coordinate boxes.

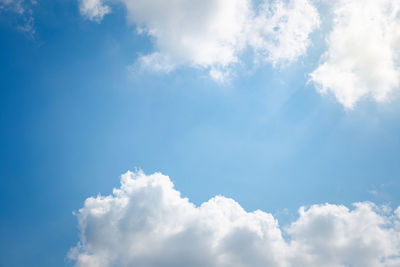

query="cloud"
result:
[310,0,400,109]
[0,0,24,13]
[78,0,320,81]
[69,170,400,267]
[135,53,175,73]
[78,0,400,108]
[248,0,320,67]
[0,0,36,36]
[79,0,110,22]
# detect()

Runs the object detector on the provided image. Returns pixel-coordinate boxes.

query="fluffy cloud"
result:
[310,0,400,109]
[78,0,320,80]
[69,170,400,267]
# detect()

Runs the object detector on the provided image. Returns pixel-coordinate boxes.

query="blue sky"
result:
[1,0,400,266]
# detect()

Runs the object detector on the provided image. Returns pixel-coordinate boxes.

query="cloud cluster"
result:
[79,0,320,81]
[78,0,400,108]
[310,0,400,108]
[69,170,400,267]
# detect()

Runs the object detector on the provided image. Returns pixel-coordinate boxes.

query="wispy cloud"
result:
[0,0,36,37]
[69,170,400,267]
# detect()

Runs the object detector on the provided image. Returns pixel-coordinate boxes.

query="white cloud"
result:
[310,0,400,109]
[78,0,320,81]
[288,203,400,266]
[249,0,320,66]
[69,170,400,267]
[79,0,110,22]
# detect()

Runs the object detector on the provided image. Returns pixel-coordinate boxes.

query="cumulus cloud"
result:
[69,170,400,267]
[310,0,400,109]
[78,0,320,81]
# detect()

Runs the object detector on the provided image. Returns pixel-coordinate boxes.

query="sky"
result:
[1,0,400,266]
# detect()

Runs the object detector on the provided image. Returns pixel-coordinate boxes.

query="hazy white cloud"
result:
[79,0,110,22]
[0,0,36,36]
[0,0,26,13]
[78,0,320,81]
[135,52,175,73]
[310,0,400,109]
[69,170,400,267]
